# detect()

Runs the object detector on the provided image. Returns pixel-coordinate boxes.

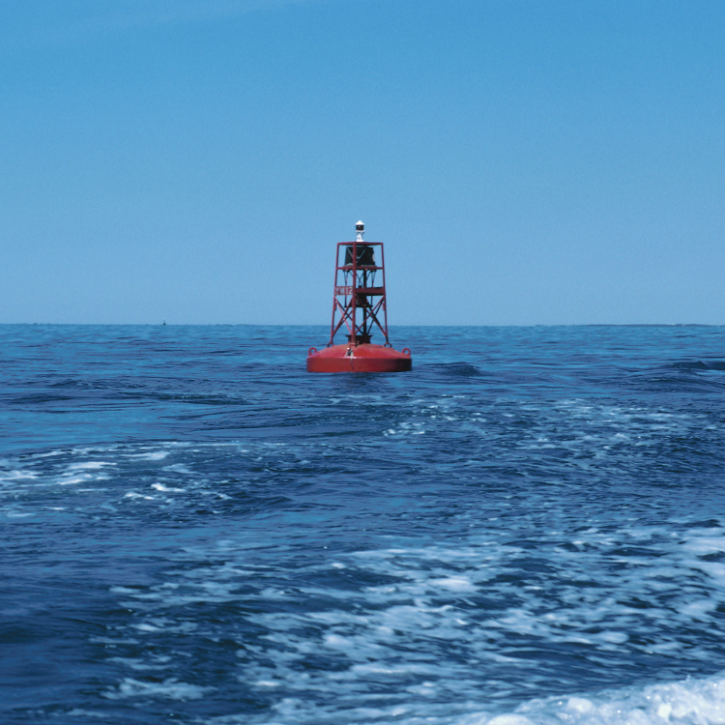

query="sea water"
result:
[2,324,725,724]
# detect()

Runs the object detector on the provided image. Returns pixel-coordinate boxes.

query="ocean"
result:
[2,324,725,724]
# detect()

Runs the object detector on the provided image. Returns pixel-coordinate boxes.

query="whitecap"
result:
[104,677,212,701]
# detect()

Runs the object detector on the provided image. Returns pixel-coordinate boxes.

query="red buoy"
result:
[307,222,412,373]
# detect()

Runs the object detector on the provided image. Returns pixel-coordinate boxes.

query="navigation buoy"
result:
[307,222,412,373]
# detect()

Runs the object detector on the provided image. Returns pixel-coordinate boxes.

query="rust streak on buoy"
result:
[307,222,412,373]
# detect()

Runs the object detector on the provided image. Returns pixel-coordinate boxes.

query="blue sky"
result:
[1,0,724,325]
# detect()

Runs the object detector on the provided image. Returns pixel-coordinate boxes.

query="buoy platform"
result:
[307,343,411,373]
[307,221,412,373]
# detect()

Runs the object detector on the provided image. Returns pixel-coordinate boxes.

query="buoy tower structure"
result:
[307,222,412,372]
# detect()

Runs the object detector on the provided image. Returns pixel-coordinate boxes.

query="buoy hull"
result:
[307,344,412,373]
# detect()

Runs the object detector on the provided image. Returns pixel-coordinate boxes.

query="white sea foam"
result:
[108,656,172,671]
[0,399,719,724]
[67,461,113,470]
[474,672,725,725]
[128,451,171,461]
[123,491,156,500]
[3,509,33,518]
[162,463,193,475]
[59,476,89,485]
[0,468,39,483]
[193,523,724,723]
[205,671,725,724]
[151,482,186,492]
[104,677,212,701]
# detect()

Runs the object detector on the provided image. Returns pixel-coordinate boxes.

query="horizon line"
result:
[0,322,723,329]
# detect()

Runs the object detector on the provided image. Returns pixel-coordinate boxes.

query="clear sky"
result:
[1,0,724,325]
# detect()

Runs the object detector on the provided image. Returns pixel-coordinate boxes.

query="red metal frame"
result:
[328,240,390,347]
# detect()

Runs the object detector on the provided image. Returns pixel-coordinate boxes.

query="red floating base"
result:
[307,344,412,373]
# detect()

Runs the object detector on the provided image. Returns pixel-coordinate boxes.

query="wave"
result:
[456,672,725,725]
[204,671,725,724]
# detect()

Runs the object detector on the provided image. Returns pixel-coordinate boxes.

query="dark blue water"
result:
[2,325,725,724]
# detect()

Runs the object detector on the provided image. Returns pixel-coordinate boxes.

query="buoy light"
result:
[307,222,412,373]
